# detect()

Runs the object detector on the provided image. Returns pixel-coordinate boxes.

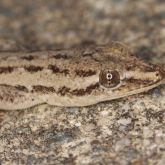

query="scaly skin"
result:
[0,42,164,110]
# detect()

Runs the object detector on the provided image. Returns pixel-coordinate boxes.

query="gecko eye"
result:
[99,70,120,88]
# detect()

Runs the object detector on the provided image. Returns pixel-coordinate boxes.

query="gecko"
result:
[0,42,164,110]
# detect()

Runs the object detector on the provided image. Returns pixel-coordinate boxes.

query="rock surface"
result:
[0,0,165,164]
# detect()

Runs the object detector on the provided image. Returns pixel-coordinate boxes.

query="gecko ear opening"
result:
[99,70,121,89]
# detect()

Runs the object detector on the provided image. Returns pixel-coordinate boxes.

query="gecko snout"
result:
[154,65,165,83]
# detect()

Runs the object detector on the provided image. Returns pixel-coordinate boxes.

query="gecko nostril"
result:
[156,72,160,77]
[155,68,165,82]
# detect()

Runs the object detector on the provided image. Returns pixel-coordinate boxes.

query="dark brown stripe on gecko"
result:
[75,69,96,77]
[24,66,43,72]
[0,65,69,75]
[33,83,100,96]
[52,53,69,59]
[58,86,70,96]
[0,65,95,78]
[126,78,153,85]
[71,83,99,96]
[15,85,29,92]
[48,65,69,75]
[0,84,28,92]
[32,85,55,93]
[0,84,28,103]
[0,66,14,74]
[0,66,43,74]
[58,83,100,96]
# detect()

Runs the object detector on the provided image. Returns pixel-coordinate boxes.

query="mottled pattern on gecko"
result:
[0,42,164,110]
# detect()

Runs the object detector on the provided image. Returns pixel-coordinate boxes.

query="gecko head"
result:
[95,42,165,100]
[99,64,165,91]
[67,42,165,107]
[98,59,165,100]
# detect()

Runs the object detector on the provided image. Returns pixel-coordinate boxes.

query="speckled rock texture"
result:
[0,0,165,165]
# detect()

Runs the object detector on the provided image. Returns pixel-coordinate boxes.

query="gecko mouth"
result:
[107,81,162,100]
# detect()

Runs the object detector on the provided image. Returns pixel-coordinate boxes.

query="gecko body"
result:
[0,42,164,110]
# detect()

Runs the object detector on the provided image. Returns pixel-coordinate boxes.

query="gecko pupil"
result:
[106,73,113,80]
[99,70,120,88]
